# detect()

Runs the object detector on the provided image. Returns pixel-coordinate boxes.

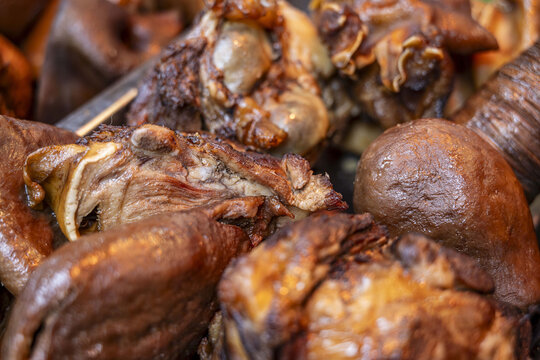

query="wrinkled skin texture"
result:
[454,42,540,203]
[24,124,346,242]
[1,199,260,360]
[312,0,498,128]
[0,35,33,119]
[128,0,349,157]
[354,118,540,308]
[0,116,78,295]
[217,214,517,360]
[471,0,539,86]
[36,0,186,124]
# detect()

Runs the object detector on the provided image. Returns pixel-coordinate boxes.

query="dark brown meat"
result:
[0,35,33,119]
[0,116,78,295]
[24,124,346,242]
[312,0,498,128]
[127,0,352,157]
[35,0,186,124]
[453,42,540,202]
[0,0,50,40]
[218,214,517,360]
[354,118,540,308]
[1,198,260,360]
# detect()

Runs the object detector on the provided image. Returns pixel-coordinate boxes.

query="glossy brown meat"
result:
[0,0,50,40]
[127,0,351,157]
[298,238,514,360]
[1,199,259,360]
[312,0,497,128]
[354,118,540,308]
[24,124,346,242]
[0,116,78,295]
[218,214,517,360]
[35,0,186,124]
[219,212,386,360]
[0,35,33,119]
[454,42,540,202]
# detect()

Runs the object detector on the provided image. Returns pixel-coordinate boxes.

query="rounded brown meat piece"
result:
[0,116,77,295]
[353,118,540,308]
[2,203,253,359]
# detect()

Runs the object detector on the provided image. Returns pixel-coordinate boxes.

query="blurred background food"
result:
[0,0,205,124]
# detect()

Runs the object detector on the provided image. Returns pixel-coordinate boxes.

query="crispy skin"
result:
[24,124,346,241]
[1,201,256,360]
[0,116,78,295]
[354,118,540,308]
[127,0,349,157]
[218,217,517,360]
[454,42,540,202]
[312,0,497,128]
[0,36,33,119]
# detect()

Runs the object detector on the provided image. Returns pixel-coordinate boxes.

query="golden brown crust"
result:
[218,214,516,359]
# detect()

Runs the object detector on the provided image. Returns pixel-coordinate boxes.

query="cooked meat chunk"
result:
[24,124,346,242]
[127,0,351,157]
[2,198,262,359]
[312,0,498,128]
[0,36,33,119]
[219,212,385,360]
[354,118,540,308]
[0,116,78,295]
[218,215,518,360]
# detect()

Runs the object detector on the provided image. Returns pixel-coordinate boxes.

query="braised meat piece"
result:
[312,0,498,128]
[217,215,518,359]
[2,198,263,359]
[0,116,77,295]
[0,35,33,119]
[24,124,346,242]
[354,118,540,308]
[127,0,352,157]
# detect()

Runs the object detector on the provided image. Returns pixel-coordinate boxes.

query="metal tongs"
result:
[54,56,155,136]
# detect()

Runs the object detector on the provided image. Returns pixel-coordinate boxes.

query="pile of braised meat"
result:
[0,0,538,359]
